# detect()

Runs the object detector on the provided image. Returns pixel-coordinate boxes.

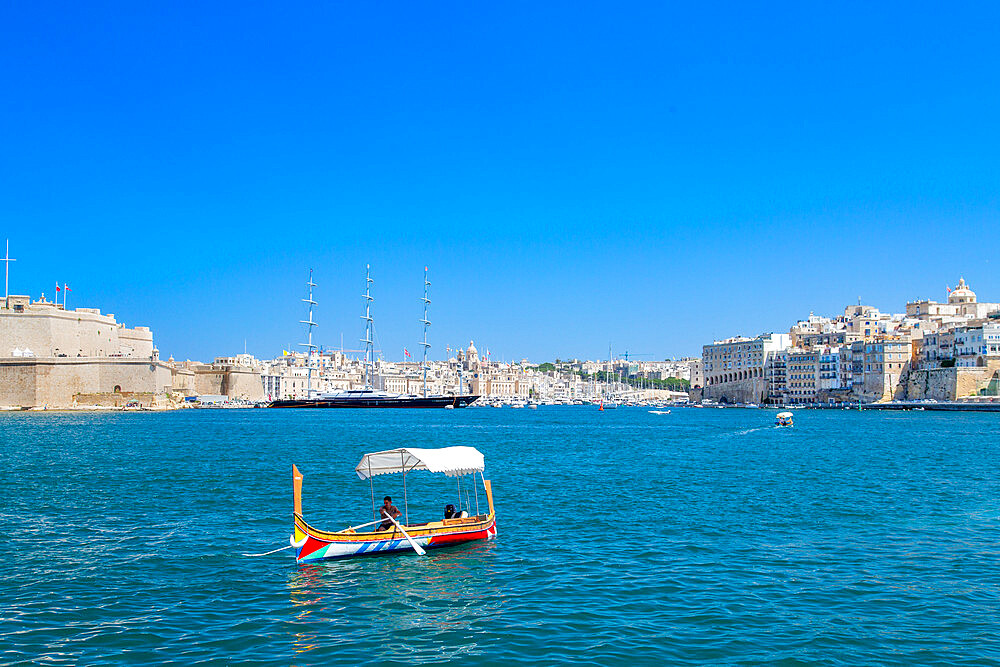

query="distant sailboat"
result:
[604,343,618,409]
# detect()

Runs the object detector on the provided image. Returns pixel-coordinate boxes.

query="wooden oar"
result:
[384,514,426,556]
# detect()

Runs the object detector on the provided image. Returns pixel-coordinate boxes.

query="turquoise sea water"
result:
[3,407,1000,664]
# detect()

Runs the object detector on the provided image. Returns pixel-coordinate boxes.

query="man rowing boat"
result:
[377,496,401,530]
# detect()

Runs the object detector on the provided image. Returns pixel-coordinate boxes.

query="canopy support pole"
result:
[457,476,462,512]
[474,473,480,515]
[368,460,375,519]
[401,450,409,525]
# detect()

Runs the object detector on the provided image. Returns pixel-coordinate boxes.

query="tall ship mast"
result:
[420,267,431,398]
[269,264,479,409]
[299,270,318,397]
[361,264,375,389]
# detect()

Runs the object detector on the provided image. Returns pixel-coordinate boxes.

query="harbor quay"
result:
[700,277,1000,406]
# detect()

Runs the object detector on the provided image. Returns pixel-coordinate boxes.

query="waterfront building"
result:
[838,345,854,391]
[689,359,704,387]
[785,349,818,402]
[702,333,791,403]
[954,321,1000,368]
[783,346,843,403]
[856,336,912,402]
[765,351,787,402]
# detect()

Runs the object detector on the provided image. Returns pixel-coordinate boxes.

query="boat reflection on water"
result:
[286,541,501,661]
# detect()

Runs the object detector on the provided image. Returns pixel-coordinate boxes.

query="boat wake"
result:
[731,427,768,436]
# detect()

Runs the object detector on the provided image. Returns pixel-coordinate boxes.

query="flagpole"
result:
[3,240,15,305]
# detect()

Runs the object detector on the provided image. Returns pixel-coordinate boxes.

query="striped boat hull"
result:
[292,514,497,562]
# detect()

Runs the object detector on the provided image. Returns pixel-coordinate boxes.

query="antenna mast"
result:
[2,240,15,305]
[361,265,374,389]
[299,269,318,397]
[420,266,431,398]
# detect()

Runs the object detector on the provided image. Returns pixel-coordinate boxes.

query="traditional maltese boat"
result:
[291,446,497,563]
[775,411,794,427]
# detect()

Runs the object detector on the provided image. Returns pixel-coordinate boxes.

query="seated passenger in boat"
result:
[377,496,401,530]
[444,504,458,519]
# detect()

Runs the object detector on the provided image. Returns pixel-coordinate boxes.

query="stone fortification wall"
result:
[170,368,196,396]
[116,326,154,358]
[907,363,1000,401]
[225,369,265,401]
[0,361,38,407]
[192,367,264,401]
[0,305,153,359]
[0,359,173,408]
[194,369,225,396]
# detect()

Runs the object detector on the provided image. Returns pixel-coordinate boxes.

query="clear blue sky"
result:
[2,2,999,362]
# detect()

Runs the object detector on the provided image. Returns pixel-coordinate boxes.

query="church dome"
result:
[948,277,977,304]
[467,340,478,356]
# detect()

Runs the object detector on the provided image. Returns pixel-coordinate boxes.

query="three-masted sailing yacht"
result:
[269,266,480,409]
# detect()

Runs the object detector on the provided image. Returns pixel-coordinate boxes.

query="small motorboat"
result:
[775,411,794,427]
[291,447,497,563]
[648,410,671,415]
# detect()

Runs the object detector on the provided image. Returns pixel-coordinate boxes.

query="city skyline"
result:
[3,3,999,362]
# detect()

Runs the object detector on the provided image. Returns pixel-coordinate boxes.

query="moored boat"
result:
[271,389,479,409]
[291,446,497,562]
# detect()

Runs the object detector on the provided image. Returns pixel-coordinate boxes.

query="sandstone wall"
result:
[73,391,163,408]
[170,368,196,396]
[0,359,174,407]
[193,370,226,396]
[0,306,154,359]
[907,367,980,401]
[0,360,38,407]
[702,377,768,404]
[191,367,264,400]
[226,369,265,401]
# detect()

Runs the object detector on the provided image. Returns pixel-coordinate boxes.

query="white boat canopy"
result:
[776,411,793,418]
[355,446,485,480]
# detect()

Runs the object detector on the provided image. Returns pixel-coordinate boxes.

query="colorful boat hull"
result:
[292,513,497,562]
